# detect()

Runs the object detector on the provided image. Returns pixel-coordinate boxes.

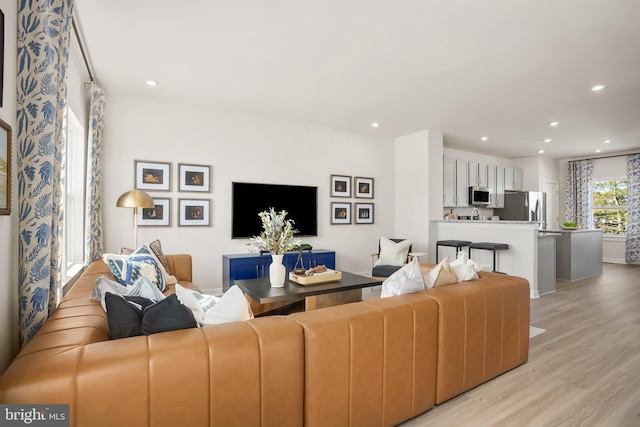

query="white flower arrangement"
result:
[248,208,302,255]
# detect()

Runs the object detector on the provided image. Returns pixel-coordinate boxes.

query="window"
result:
[592,178,627,235]
[62,107,86,285]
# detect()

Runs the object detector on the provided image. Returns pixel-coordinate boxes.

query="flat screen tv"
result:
[232,182,318,238]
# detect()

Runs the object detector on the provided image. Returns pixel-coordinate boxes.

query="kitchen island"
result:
[434,220,548,298]
[551,229,603,281]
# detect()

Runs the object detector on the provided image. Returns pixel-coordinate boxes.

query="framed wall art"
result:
[355,203,374,224]
[135,160,171,191]
[355,176,374,198]
[178,163,211,192]
[178,198,211,226]
[330,174,351,198]
[138,198,170,227]
[331,202,351,224]
[0,118,12,215]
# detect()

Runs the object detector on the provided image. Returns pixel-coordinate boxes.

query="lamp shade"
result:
[116,190,155,209]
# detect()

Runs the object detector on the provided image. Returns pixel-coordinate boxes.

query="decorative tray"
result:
[289,270,342,286]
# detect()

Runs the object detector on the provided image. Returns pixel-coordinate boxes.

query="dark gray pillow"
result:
[105,293,148,339]
[141,294,197,335]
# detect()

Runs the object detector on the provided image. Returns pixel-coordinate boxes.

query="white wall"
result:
[0,0,18,373]
[103,92,395,293]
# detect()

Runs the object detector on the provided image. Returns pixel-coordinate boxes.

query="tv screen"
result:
[232,182,318,238]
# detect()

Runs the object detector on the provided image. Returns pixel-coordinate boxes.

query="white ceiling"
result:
[74,0,640,159]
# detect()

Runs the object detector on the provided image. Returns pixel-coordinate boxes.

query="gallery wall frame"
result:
[138,198,170,227]
[178,198,211,226]
[0,118,12,215]
[135,160,171,191]
[355,203,374,224]
[178,163,211,192]
[355,176,374,199]
[0,9,4,108]
[331,202,351,224]
[330,174,351,198]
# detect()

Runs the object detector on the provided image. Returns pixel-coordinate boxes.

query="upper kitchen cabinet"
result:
[443,158,469,207]
[488,165,505,208]
[504,167,523,191]
[469,162,488,187]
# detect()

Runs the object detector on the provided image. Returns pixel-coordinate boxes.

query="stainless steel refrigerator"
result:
[494,191,547,229]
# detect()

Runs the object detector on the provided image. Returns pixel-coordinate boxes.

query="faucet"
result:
[471,208,480,221]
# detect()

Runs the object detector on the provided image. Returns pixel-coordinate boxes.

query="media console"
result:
[222,249,336,291]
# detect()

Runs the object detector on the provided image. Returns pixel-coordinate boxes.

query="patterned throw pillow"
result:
[103,245,167,291]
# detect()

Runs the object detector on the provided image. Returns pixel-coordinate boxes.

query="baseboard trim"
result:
[603,258,626,264]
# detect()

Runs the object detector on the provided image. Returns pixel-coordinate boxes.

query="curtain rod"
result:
[568,152,640,162]
[72,17,95,83]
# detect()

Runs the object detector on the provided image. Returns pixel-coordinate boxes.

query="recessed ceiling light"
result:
[591,84,606,91]
[543,138,552,143]
[371,122,380,128]
[595,149,602,153]
[480,136,488,141]
[549,121,559,127]
[146,80,158,86]
[603,139,611,144]
[538,150,545,154]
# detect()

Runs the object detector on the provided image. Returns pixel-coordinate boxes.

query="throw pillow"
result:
[202,285,254,326]
[148,239,170,274]
[374,237,412,267]
[103,245,167,291]
[141,294,198,335]
[175,284,219,326]
[105,293,155,339]
[381,258,425,298]
[450,251,479,282]
[424,256,459,288]
[92,276,166,312]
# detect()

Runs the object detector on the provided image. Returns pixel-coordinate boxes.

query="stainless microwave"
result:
[469,187,491,205]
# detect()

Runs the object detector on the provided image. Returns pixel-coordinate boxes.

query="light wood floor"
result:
[375,263,640,426]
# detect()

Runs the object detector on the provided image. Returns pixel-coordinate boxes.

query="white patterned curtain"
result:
[85,85,106,263]
[626,154,640,264]
[564,160,593,229]
[17,0,74,346]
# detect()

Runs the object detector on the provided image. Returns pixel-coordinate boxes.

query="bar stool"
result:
[435,240,472,263]
[468,242,509,273]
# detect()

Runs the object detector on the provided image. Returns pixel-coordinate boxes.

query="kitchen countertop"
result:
[432,219,541,225]
[544,229,603,233]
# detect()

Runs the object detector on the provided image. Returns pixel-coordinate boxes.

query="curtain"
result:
[626,154,640,264]
[17,0,74,346]
[564,160,593,229]
[84,85,106,263]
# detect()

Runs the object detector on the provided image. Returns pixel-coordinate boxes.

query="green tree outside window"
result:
[592,178,627,235]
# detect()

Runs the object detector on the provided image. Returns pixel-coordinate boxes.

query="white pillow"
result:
[175,284,219,325]
[374,237,412,267]
[203,285,254,325]
[449,251,479,282]
[380,258,425,298]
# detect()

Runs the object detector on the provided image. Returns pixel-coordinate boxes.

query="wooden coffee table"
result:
[235,271,382,316]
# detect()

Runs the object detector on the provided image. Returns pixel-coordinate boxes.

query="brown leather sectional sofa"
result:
[0,255,529,427]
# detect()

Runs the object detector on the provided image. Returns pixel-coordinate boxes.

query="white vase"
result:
[269,254,286,287]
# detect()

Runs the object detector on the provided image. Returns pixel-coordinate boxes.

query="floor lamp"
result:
[116,189,155,248]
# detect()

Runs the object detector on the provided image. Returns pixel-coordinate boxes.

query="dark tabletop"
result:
[235,271,382,304]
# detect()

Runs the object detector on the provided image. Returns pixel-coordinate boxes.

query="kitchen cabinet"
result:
[443,158,469,207]
[487,165,505,208]
[469,162,488,187]
[504,167,523,191]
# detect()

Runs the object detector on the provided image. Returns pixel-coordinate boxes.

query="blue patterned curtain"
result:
[564,160,593,229]
[17,0,74,346]
[626,154,640,264]
[84,85,106,263]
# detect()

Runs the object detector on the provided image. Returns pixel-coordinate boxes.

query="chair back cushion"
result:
[375,237,412,267]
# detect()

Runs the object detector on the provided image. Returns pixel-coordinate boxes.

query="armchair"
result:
[371,237,413,278]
